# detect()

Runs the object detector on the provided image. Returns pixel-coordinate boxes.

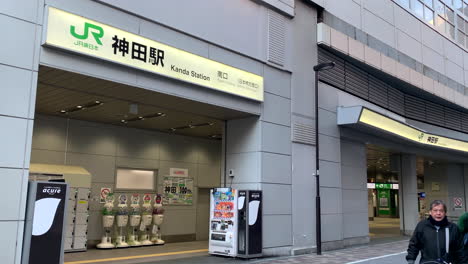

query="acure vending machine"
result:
[209,188,262,258]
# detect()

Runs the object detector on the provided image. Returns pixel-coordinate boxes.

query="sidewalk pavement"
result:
[252,240,410,264]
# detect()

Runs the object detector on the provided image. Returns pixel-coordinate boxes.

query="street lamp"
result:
[313,61,335,255]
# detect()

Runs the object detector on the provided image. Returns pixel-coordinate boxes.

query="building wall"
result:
[31,114,222,243]
[0,0,42,263]
[315,0,468,110]
[39,0,298,257]
[424,162,466,219]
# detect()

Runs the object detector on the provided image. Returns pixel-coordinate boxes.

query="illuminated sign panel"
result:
[359,108,468,153]
[44,7,264,101]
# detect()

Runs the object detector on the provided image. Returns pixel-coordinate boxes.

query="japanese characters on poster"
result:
[163,177,193,205]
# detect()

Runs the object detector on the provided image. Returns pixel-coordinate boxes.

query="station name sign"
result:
[44,7,264,101]
[359,108,468,153]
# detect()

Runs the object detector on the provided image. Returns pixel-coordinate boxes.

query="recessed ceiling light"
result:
[209,123,214,126]
[95,100,101,104]
[60,110,66,113]
[77,105,83,109]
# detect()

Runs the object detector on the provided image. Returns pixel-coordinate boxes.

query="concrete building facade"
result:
[1,0,468,263]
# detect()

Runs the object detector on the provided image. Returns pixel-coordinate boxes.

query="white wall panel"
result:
[394,5,421,42]
[325,0,362,29]
[443,39,464,67]
[397,30,422,62]
[67,123,117,156]
[0,169,25,220]
[343,212,368,238]
[342,189,368,213]
[116,128,159,160]
[161,209,197,235]
[262,152,291,184]
[321,213,343,242]
[0,116,28,168]
[226,152,261,184]
[0,15,36,70]
[261,122,291,155]
[0,65,33,118]
[0,0,39,23]
[363,0,394,25]
[320,160,342,188]
[262,183,292,215]
[319,134,341,163]
[262,93,291,126]
[0,221,18,264]
[362,10,395,48]
[32,115,67,152]
[421,26,444,54]
[264,66,291,98]
[65,153,116,183]
[263,215,293,247]
[445,59,464,85]
[227,117,261,154]
[321,187,343,214]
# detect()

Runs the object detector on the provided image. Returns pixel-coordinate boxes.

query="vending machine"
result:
[237,190,262,258]
[209,188,262,258]
[209,188,238,257]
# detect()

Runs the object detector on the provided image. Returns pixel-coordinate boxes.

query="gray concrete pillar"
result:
[399,154,418,235]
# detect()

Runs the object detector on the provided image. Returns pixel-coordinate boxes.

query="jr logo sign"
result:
[70,22,104,46]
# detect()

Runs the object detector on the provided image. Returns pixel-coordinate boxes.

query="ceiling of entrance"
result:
[367,144,424,178]
[36,66,253,138]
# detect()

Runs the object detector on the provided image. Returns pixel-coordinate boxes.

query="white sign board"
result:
[44,7,264,101]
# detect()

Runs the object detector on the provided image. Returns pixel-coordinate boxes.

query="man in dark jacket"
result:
[406,200,466,264]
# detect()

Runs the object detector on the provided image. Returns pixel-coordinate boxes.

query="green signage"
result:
[375,183,392,189]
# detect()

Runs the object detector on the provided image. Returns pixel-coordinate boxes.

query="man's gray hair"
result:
[429,200,447,213]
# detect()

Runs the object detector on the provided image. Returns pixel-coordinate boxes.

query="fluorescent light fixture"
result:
[120,112,165,123]
[169,122,216,131]
[59,100,104,114]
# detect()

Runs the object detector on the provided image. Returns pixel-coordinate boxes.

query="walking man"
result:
[406,200,466,264]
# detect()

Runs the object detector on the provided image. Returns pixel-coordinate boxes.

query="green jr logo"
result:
[70,22,104,45]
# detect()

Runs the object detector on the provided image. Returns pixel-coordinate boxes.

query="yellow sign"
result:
[359,108,468,153]
[44,7,264,101]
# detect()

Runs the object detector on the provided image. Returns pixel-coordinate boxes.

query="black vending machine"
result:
[237,190,262,258]
[22,181,68,264]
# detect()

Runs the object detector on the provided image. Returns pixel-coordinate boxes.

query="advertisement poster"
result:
[163,177,193,205]
[100,187,112,203]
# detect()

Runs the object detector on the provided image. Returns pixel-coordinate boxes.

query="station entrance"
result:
[366,143,464,243]
[31,65,256,263]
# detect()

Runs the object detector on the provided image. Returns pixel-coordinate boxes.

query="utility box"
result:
[22,181,69,264]
[237,190,262,258]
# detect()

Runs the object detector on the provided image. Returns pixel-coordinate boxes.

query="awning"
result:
[337,106,468,153]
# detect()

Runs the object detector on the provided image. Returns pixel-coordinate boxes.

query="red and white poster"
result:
[100,187,112,203]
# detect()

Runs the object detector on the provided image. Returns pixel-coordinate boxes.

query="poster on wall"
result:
[454,197,464,210]
[100,187,112,203]
[163,177,193,205]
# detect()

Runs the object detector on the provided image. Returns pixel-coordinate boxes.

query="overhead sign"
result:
[375,183,392,189]
[358,108,468,153]
[44,7,264,101]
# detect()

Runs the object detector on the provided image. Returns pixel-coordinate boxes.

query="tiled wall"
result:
[31,114,222,242]
[0,0,42,263]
